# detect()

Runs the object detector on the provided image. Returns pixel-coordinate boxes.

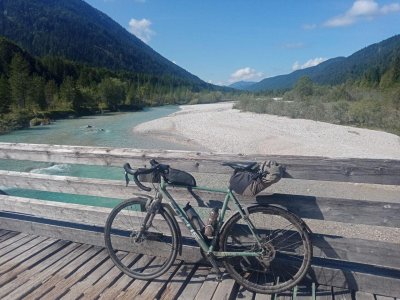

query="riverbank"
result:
[134,102,400,159]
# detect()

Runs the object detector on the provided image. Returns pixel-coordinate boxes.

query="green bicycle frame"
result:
[158,176,264,258]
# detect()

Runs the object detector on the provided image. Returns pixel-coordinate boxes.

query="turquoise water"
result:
[0,106,204,207]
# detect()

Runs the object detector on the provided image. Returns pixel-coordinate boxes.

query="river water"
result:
[0,106,203,207]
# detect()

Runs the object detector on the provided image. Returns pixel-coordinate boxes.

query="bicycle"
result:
[104,159,312,294]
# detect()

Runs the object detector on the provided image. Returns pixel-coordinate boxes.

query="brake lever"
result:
[125,172,130,187]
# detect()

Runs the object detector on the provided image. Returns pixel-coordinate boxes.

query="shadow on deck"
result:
[0,230,376,300]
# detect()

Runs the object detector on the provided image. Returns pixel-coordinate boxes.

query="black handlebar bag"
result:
[166,168,197,187]
[229,161,283,197]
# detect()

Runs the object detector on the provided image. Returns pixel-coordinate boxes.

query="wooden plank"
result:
[355,291,375,300]
[294,285,315,300]
[255,194,400,227]
[235,283,255,300]
[6,247,101,300]
[137,261,182,299]
[0,240,70,286]
[114,256,163,299]
[211,274,237,300]
[375,296,396,300]
[82,253,139,299]
[33,247,108,300]
[0,235,38,256]
[0,231,19,243]
[98,274,135,300]
[0,236,48,265]
[0,232,30,250]
[332,287,353,300]
[59,250,124,300]
[160,263,197,300]
[312,235,400,270]
[309,264,400,298]
[177,265,210,300]
[0,213,202,262]
[2,172,400,228]
[194,272,221,300]
[0,242,83,298]
[1,142,399,184]
[3,197,400,271]
[0,230,11,238]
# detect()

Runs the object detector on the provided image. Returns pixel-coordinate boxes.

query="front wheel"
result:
[219,205,312,294]
[104,197,179,280]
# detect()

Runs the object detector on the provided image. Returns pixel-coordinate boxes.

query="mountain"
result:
[248,35,400,91]
[0,0,205,85]
[229,81,256,90]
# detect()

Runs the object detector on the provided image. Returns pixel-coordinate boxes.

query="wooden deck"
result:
[0,230,380,300]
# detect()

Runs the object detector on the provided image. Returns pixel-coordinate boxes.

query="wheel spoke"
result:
[104,198,178,280]
[220,205,311,294]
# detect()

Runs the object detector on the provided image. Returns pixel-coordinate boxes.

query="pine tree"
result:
[45,80,58,109]
[28,75,46,110]
[59,76,77,109]
[0,75,11,114]
[9,53,30,110]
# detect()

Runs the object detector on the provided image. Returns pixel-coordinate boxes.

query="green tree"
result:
[45,80,59,109]
[293,76,313,100]
[98,78,126,110]
[9,53,30,110]
[28,75,46,110]
[59,76,77,109]
[0,75,11,113]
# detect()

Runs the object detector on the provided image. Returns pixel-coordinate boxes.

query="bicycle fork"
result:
[135,193,162,243]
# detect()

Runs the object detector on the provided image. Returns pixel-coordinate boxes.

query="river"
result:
[0,106,203,207]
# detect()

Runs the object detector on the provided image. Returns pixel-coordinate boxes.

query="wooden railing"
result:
[0,142,399,297]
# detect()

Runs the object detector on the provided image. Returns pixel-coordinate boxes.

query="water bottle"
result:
[183,203,205,232]
[204,208,219,237]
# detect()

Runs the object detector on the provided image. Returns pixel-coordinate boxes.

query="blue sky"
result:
[84,0,400,85]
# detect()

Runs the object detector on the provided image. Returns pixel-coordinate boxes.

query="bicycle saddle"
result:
[222,161,258,171]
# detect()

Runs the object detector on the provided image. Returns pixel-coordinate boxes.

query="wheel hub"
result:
[260,242,276,263]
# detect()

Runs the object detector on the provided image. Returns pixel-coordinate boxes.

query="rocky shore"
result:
[134,102,400,159]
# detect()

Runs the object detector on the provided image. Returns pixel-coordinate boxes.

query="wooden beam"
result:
[309,264,400,298]
[1,172,400,227]
[1,196,400,271]
[0,217,202,263]
[1,143,399,184]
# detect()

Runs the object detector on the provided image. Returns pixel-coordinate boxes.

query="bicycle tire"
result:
[104,197,178,280]
[219,205,312,294]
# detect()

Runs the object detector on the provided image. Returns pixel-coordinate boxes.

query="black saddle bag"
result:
[229,161,283,196]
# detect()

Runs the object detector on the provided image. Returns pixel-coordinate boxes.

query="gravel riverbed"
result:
[134,102,400,242]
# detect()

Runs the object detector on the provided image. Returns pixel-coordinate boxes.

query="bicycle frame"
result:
[157,176,264,258]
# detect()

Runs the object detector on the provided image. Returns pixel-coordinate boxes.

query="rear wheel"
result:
[104,198,178,280]
[219,205,312,294]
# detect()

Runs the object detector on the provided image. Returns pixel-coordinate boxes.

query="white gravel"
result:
[134,102,400,242]
[134,102,400,159]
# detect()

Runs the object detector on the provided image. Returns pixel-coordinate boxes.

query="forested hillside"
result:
[248,35,400,91]
[0,0,203,84]
[0,38,229,133]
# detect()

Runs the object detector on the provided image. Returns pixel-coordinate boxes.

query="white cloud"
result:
[128,18,155,43]
[324,0,400,27]
[292,57,327,71]
[228,67,264,83]
[303,23,317,30]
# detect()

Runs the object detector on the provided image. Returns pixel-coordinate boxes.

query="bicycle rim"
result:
[220,205,312,294]
[104,198,178,280]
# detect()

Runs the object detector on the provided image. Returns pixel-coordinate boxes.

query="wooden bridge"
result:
[0,142,399,299]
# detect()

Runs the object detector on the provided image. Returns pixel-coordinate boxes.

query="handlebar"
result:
[123,160,169,192]
[123,163,153,192]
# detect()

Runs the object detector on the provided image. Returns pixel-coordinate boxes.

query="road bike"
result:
[104,159,312,294]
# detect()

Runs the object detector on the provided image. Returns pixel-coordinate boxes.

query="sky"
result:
[84,0,400,85]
